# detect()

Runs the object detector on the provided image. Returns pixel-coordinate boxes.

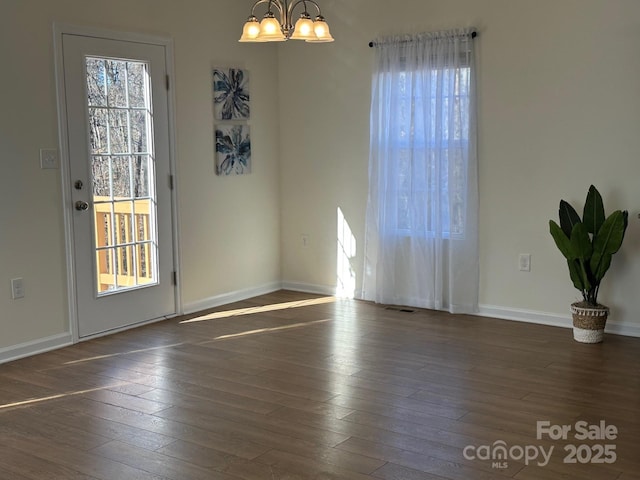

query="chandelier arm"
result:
[249,0,267,16]
[268,0,285,17]
[288,0,322,22]
[249,0,284,17]
[288,0,321,17]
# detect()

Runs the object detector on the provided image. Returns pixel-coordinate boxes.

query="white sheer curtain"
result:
[362,29,479,314]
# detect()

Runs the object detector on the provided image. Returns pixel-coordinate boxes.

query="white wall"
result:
[279,0,640,335]
[0,0,282,357]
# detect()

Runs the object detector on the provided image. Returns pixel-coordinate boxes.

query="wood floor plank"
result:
[0,432,170,480]
[51,397,273,460]
[333,436,518,480]
[0,443,99,480]
[0,407,111,451]
[89,440,240,480]
[253,449,378,479]
[155,401,352,449]
[258,365,422,398]
[155,439,245,470]
[27,402,177,451]
[0,290,638,479]
[372,462,451,480]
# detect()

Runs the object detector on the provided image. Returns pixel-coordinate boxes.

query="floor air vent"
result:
[384,306,415,313]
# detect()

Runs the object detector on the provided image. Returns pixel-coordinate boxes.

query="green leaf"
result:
[588,210,627,283]
[567,259,587,291]
[570,223,592,261]
[590,251,612,284]
[568,223,593,293]
[549,220,575,260]
[559,200,581,238]
[583,185,605,235]
[593,210,627,255]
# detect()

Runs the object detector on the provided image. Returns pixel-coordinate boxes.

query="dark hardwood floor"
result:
[0,290,638,479]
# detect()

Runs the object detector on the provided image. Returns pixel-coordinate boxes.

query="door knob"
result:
[75,200,89,211]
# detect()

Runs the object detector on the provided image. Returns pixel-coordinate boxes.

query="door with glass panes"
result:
[61,32,176,338]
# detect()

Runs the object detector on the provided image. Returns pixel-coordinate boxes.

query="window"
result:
[86,57,158,294]
[363,30,478,313]
[382,62,471,238]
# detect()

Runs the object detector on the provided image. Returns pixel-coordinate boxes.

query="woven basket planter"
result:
[570,302,609,343]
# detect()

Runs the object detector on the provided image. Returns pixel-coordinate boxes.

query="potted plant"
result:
[549,185,628,343]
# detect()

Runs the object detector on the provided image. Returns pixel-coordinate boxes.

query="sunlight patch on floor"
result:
[0,382,131,410]
[180,296,338,324]
[63,342,186,365]
[199,318,333,342]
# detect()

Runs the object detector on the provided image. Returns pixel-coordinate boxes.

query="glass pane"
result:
[132,156,149,198]
[115,245,135,287]
[106,60,128,108]
[127,62,146,108]
[89,108,108,154]
[109,110,130,154]
[93,202,113,247]
[137,243,153,283]
[86,58,106,107]
[112,157,132,199]
[130,110,148,153]
[134,203,151,242]
[113,204,134,246]
[96,248,115,292]
[91,156,111,197]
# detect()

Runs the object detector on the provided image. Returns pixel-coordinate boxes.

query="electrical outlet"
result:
[40,148,59,169]
[11,278,24,299]
[519,254,531,272]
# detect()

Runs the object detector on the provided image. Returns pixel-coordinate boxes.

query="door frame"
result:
[53,23,183,342]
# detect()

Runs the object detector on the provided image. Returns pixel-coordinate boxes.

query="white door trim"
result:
[53,23,182,343]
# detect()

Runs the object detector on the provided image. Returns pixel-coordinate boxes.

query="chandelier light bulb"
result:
[239,16,261,42]
[290,13,316,40]
[258,12,286,41]
[299,22,312,36]
[247,23,261,38]
[307,15,334,42]
[262,17,279,35]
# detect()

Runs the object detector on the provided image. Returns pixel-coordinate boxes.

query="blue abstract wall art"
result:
[215,124,251,175]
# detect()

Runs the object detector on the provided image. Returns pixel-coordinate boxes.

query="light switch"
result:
[11,278,24,299]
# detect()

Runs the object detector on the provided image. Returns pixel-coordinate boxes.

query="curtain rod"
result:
[369,30,477,48]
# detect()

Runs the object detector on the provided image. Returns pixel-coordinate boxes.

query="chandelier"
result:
[239,0,334,43]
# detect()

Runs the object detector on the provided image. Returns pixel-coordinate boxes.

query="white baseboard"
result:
[477,305,571,330]
[0,332,73,365]
[183,281,283,314]
[281,281,337,296]
[477,304,640,338]
[601,319,640,338]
